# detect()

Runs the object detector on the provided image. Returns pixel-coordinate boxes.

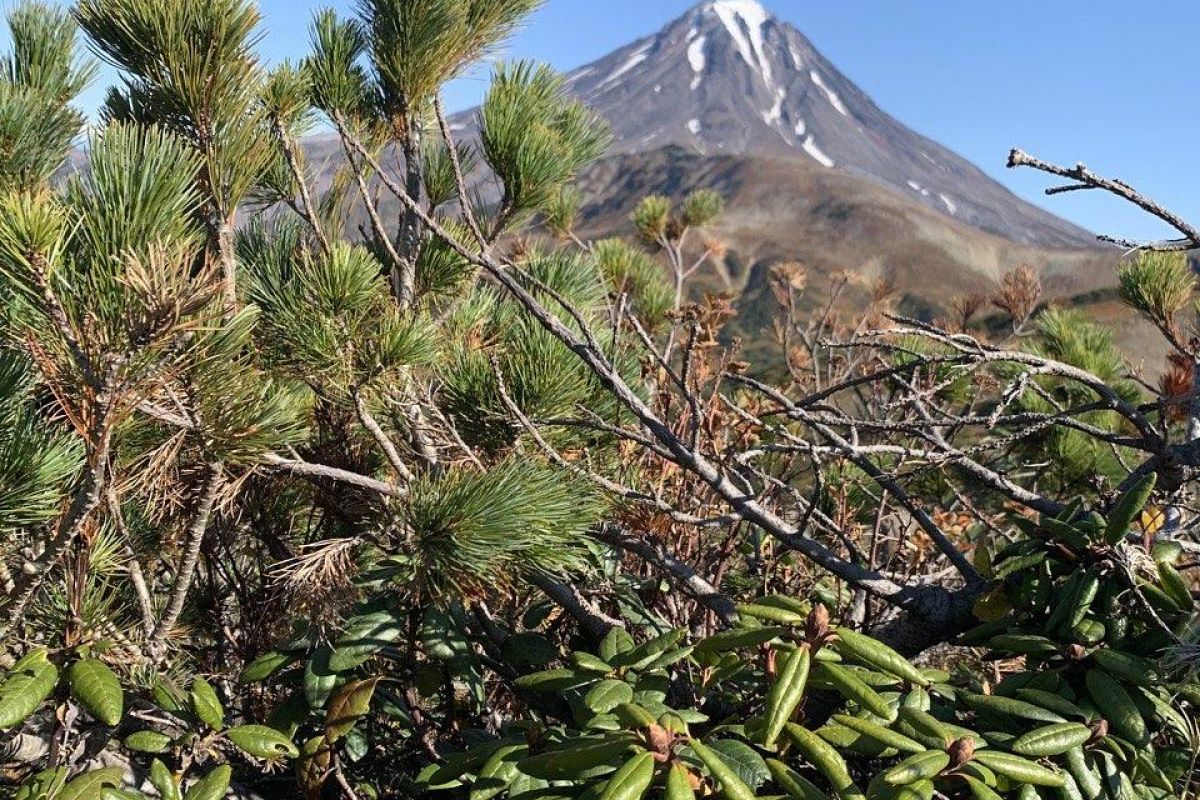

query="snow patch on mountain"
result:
[907,179,931,197]
[711,0,773,89]
[802,136,834,167]
[687,35,707,77]
[810,71,848,116]
[763,88,786,125]
[788,44,804,69]
[566,67,594,85]
[600,45,650,88]
[688,118,703,133]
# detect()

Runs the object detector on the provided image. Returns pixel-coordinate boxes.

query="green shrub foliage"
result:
[0,0,1196,797]
[398,477,1197,800]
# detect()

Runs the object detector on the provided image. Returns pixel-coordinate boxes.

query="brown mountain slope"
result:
[577,145,1116,301]
[570,145,1160,371]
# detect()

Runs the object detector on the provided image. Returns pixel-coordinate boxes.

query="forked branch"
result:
[1008,148,1200,251]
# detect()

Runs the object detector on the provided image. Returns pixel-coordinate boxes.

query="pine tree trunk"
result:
[393,119,422,307]
[217,218,239,316]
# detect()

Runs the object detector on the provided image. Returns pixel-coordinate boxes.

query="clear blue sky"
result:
[23,0,1200,242]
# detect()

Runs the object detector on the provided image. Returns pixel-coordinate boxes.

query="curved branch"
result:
[260,452,407,499]
[1008,149,1200,251]
[151,463,223,646]
[529,573,622,641]
[353,386,416,484]
[591,525,738,625]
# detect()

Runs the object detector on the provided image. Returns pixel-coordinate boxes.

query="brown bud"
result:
[646,724,673,756]
[947,737,975,769]
[806,603,830,643]
[1064,644,1087,661]
[1090,718,1109,742]
[765,646,778,679]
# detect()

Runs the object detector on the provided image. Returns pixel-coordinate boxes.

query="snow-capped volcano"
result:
[550,0,1094,249]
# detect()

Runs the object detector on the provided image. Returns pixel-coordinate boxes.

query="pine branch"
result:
[352,386,415,484]
[213,219,239,318]
[1008,148,1200,251]
[528,573,621,642]
[0,362,122,639]
[432,94,486,250]
[150,462,223,648]
[404,396,441,474]
[29,253,94,385]
[106,486,155,637]
[274,117,330,255]
[260,452,407,499]
[330,112,410,289]
[394,117,421,306]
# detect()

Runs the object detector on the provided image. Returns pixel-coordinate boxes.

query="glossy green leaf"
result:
[598,751,654,800]
[57,767,124,800]
[1011,722,1092,757]
[227,723,300,760]
[328,610,404,671]
[0,649,58,730]
[304,646,339,710]
[1104,473,1156,545]
[69,658,123,726]
[762,645,810,747]
[239,650,294,684]
[149,759,181,800]
[189,677,223,730]
[689,739,757,800]
[584,679,634,714]
[664,762,698,800]
[705,738,769,791]
[182,765,231,800]
[125,730,173,753]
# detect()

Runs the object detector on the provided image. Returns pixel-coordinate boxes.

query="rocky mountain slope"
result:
[536,0,1099,250]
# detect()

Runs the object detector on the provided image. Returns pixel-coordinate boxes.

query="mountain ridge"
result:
[540,0,1098,249]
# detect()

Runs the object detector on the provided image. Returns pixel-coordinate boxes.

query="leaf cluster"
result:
[0,2,92,191]
[414,477,1198,800]
[77,0,272,213]
[480,61,610,218]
